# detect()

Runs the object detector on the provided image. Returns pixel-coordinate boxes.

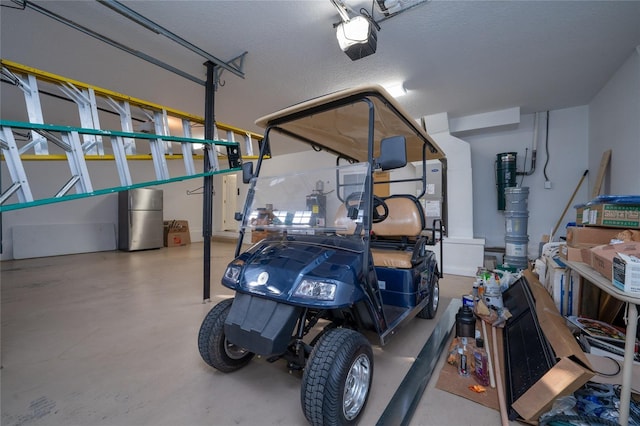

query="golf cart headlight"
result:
[223,264,242,283]
[294,279,336,301]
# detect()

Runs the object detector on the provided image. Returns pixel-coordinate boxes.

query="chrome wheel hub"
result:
[343,353,371,420]
[432,281,440,310]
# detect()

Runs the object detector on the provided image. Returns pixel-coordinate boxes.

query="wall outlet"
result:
[544,181,552,189]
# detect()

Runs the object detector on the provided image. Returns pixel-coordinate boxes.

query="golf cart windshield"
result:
[244,162,370,237]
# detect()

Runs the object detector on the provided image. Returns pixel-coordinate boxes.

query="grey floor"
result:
[1,241,512,425]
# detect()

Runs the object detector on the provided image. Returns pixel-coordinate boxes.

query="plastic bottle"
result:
[458,337,470,377]
[455,305,476,338]
[484,274,503,309]
[473,337,490,386]
[472,280,480,301]
[478,280,485,300]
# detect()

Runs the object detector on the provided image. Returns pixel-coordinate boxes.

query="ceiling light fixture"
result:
[336,16,377,61]
[383,82,407,97]
[330,0,379,61]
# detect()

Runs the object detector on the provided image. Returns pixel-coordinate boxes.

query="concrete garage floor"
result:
[1,241,514,425]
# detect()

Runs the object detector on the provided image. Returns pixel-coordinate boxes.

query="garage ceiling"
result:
[1,0,640,136]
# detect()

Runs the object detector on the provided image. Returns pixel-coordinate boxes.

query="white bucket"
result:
[504,187,529,212]
[505,210,529,236]
[505,235,528,257]
[504,234,529,269]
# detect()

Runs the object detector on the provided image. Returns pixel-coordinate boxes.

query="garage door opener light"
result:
[331,0,379,61]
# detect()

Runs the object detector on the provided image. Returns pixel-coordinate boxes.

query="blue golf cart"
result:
[198,85,446,425]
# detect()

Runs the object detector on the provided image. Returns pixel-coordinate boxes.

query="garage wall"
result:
[463,108,589,256]
[0,160,218,260]
[588,48,640,195]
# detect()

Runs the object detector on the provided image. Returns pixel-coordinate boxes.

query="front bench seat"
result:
[333,196,426,269]
[370,196,425,268]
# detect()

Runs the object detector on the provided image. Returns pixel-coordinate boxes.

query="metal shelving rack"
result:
[565,260,639,426]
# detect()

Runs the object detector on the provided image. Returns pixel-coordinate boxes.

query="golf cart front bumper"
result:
[224,293,301,357]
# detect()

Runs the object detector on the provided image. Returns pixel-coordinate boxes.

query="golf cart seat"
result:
[370,196,426,268]
[333,195,426,269]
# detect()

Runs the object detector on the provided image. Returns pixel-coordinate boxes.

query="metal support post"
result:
[0,126,33,203]
[1,68,48,154]
[243,133,254,157]
[110,136,133,186]
[145,111,171,181]
[59,82,104,155]
[202,61,216,302]
[105,96,137,154]
[61,131,93,194]
[153,109,173,155]
[181,119,196,176]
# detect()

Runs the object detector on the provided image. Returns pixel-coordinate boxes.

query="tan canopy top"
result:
[255,85,445,163]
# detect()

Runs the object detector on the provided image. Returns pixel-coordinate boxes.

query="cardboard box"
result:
[565,226,622,247]
[612,253,640,294]
[543,256,581,316]
[616,229,640,242]
[544,256,564,309]
[163,220,191,247]
[575,204,588,225]
[589,241,640,281]
[509,270,594,422]
[585,203,640,229]
[559,243,592,263]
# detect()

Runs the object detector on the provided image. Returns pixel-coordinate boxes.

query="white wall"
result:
[463,107,589,257]
[588,48,640,195]
[423,112,485,276]
[453,48,640,261]
[424,113,475,239]
[0,159,224,260]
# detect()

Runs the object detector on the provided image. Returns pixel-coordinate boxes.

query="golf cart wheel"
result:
[301,328,373,426]
[198,298,254,372]
[417,271,440,319]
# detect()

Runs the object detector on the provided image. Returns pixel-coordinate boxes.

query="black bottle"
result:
[456,305,476,338]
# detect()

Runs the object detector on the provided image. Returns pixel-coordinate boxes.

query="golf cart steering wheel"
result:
[344,192,389,223]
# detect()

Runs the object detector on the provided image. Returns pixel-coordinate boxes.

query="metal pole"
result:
[22,1,205,86]
[202,61,216,302]
[97,0,245,79]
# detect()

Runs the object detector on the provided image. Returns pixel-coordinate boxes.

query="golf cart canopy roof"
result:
[255,85,446,163]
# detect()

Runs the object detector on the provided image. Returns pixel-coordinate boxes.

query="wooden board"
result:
[435,331,500,412]
[591,149,612,198]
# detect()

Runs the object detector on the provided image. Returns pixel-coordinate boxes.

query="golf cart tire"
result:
[198,298,254,372]
[301,328,373,426]
[417,272,439,319]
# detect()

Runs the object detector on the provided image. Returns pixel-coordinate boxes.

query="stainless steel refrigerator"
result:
[118,188,163,251]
